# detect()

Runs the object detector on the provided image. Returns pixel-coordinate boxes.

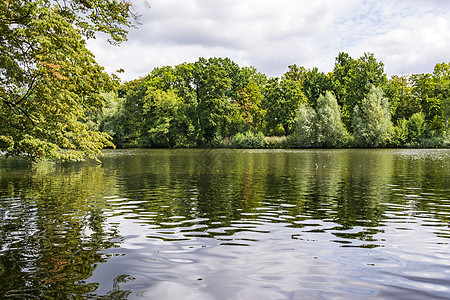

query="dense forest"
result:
[87,53,450,149]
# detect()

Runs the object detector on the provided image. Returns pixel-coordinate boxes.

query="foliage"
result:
[332,52,388,128]
[98,55,448,150]
[292,91,349,148]
[410,73,443,134]
[231,131,265,149]
[392,112,426,146]
[140,88,192,148]
[301,68,332,107]
[195,63,234,146]
[0,0,133,161]
[263,76,307,135]
[291,103,317,147]
[314,91,350,147]
[264,136,289,148]
[236,80,266,131]
[4,25,448,160]
[432,62,450,131]
[352,86,393,147]
[384,75,419,122]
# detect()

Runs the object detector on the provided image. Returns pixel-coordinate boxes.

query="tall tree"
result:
[410,73,445,134]
[0,0,133,161]
[352,86,392,147]
[314,91,349,147]
[292,91,348,148]
[235,66,267,131]
[263,77,306,135]
[384,75,419,123]
[332,52,387,128]
[140,88,188,148]
[283,64,307,82]
[432,62,450,129]
[195,63,233,146]
[301,68,332,107]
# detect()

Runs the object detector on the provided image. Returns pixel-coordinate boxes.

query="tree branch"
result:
[2,98,36,126]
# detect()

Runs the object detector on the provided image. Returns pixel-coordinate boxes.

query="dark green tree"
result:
[432,62,450,130]
[410,73,445,134]
[383,75,419,123]
[302,67,332,107]
[332,52,388,128]
[195,63,234,145]
[263,77,306,135]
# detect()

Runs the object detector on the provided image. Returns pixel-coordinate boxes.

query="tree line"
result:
[87,54,450,149]
[1,1,449,162]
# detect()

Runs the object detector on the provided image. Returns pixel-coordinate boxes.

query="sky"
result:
[87,0,450,81]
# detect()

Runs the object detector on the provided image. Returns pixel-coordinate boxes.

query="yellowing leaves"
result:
[39,61,69,81]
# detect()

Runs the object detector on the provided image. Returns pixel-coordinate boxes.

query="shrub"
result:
[392,119,409,147]
[407,112,426,143]
[392,112,427,147]
[264,136,289,148]
[230,131,265,148]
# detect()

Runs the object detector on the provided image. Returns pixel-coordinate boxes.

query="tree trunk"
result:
[283,124,289,136]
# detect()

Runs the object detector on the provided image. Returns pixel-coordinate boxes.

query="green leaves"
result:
[263,77,306,135]
[292,91,349,148]
[107,54,448,150]
[352,86,393,147]
[332,52,388,127]
[1,0,132,162]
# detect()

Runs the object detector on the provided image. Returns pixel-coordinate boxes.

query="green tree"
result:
[291,103,317,147]
[0,0,133,161]
[236,80,266,131]
[384,75,419,123]
[352,86,393,147]
[111,79,147,147]
[140,88,195,148]
[283,64,307,82]
[432,62,450,130]
[332,52,388,128]
[410,73,445,134]
[263,77,306,135]
[315,91,349,147]
[292,91,348,147]
[302,67,332,107]
[195,63,233,146]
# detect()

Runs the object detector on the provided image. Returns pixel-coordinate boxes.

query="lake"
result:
[0,149,449,299]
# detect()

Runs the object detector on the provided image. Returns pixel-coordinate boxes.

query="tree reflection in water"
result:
[0,149,449,298]
[0,159,123,298]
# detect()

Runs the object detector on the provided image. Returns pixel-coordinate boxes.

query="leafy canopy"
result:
[0,0,133,161]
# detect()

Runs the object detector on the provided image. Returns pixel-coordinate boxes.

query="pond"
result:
[0,149,449,299]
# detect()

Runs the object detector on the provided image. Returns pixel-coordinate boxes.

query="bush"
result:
[407,112,426,143]
[230,131,265,148]
[392,112,427,147]
[264,136,289,148]
[410,133,449,148]
[392,118,409,147]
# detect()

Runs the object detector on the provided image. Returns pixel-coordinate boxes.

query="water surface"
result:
[0,149,449,299]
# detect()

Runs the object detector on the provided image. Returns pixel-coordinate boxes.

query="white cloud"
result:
[87,0,450,81]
